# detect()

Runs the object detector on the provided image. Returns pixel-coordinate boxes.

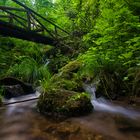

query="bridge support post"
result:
[27,11,31,30]
[9,14,13,24]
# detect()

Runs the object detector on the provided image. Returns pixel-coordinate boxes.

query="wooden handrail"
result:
[3,97,39,106]
[12,15,27,28]
[0,0,69,44]
[1,8,27,22]
[0,6,25,11]
[0,15,10,18]
[30,12,54,37]
[0,8,41,30]
[12,0,69,34]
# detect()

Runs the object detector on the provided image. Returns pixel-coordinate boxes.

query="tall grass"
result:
[6,56,51,85]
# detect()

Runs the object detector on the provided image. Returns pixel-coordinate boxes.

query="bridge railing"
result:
[0,0,69,38]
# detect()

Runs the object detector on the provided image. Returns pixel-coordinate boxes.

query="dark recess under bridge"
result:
[0,0,68,45]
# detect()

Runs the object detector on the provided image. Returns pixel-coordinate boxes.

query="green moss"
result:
[67,92,90,102]
[42,60,83,92]
[65,92,93,116]
[59,60,81,74]
[37,89,93,117]
[50,77,81,91]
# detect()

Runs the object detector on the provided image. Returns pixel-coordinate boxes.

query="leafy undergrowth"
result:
[6,56,51,85]
[0,37,52,86]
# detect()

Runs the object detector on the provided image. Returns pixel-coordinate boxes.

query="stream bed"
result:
[0,96,140,140]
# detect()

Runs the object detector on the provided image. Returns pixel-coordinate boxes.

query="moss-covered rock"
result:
[39,60,93,117]
[49,75,82,92]
[37,89,93,117]
[59,60,81,74]
[48,60,83,92]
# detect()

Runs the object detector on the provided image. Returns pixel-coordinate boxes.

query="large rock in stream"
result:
[37,60,93,117]
[37,89,93,117]
[0,77,35,99]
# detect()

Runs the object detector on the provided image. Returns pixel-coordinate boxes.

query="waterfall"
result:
[84,84,140,119]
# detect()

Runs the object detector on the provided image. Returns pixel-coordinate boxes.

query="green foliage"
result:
[0,37,51,86]
[41,60,82,92]
[48,51,70,73]
[0,0,140,100]
[7,56,51,84]
[67,92,90,102]
[0,86,4,96]
[126,66,140,97]
[59,60,81,73]
[76,0,140,98]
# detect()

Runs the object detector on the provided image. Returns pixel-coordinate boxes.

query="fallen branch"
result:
[3,97,39,106]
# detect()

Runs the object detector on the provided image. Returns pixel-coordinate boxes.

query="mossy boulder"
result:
[59,60,81,74]
[37,89,93,117]
[49,74,82,92]
[38,60,93,117]
[48,60,83,92]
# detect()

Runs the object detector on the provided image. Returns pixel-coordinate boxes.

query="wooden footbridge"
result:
[0,0,68,45]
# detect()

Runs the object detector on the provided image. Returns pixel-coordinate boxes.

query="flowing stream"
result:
[0,89,140,140]
[84,84,140,119]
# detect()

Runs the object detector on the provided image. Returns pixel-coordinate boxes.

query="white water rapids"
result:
[2,85,140,119]
[84,84,140,119]
[3,91,40,105]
